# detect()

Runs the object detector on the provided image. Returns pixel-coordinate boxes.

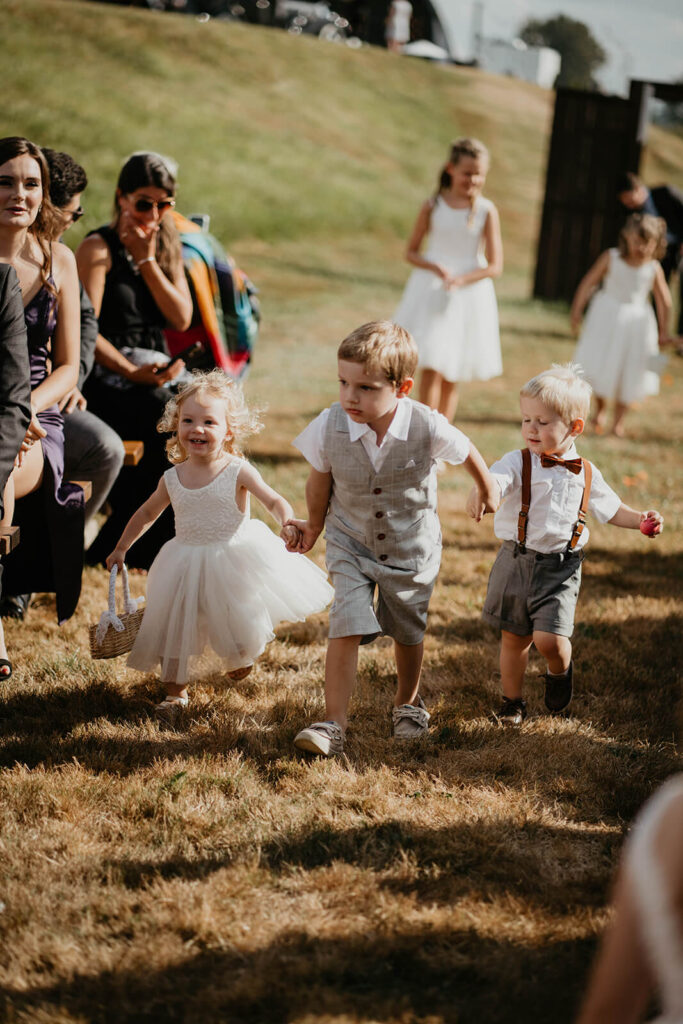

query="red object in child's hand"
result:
[640,517,658,536]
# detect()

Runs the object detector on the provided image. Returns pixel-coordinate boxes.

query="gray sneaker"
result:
[392,695,430,739]
[294,720,344,757]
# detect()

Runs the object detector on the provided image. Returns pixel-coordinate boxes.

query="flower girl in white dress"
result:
[106,370,333,722]
[571,213,672,437]
[393,137,503,421]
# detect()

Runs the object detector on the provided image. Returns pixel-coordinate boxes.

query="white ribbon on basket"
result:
[95,564,145,647]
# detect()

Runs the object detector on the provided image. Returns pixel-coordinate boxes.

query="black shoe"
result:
[493,696,527,725]
[544,662,573,713]
[0,593,31,620]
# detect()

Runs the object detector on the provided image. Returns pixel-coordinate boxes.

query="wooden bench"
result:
[123,440,144,467]
[0,526,19,557]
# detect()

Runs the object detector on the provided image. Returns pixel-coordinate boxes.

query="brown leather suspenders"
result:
[517,449,592,553]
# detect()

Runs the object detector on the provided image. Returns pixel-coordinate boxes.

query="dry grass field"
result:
[2,2,683,1021]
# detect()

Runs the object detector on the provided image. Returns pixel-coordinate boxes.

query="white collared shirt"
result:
[293,397,471,472]
[490,446,622,553]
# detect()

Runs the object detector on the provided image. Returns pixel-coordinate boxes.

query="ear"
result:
[570,417,585,437]
[397,377,414,397]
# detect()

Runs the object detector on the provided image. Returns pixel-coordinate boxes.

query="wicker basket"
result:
[89,564,145,660]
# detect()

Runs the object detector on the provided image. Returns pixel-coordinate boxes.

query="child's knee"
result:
[533,630,571,659]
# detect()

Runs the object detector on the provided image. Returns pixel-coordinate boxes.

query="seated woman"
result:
[0,136,82,625]
[76,152,192,569]
[0,264,31,675]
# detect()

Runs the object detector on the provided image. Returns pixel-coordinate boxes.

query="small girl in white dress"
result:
[393,137,503,421]
[106,370,333,722]
[571,213,672,437]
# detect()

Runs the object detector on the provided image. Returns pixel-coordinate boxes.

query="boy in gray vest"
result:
[467,364,664,725]
[287,321,498,757]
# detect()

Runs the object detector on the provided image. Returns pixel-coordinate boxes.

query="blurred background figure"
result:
[618,172,683,336]
[385,0,412,52]
[576,766,683,1024]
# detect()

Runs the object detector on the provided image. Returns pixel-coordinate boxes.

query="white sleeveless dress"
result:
[626,774,683,1023]
[574,250,660,403]
[127,458,333,683]
[393,196,502,383]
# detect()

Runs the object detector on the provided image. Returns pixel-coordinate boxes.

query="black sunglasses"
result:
[70,206,84,223]
[131,197,175,214]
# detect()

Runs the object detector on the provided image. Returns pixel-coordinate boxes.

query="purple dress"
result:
[2,280,85,622]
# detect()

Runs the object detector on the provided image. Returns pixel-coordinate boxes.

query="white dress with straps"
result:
[573,249,660,404]
[625,774,683,1022]
[393,195,502,383]
[128,458,333,683]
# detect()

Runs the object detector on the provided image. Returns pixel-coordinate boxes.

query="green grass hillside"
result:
[2,3,682,1022]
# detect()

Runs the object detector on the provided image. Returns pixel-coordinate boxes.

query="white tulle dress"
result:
[625,774,683,1022]
[127,458,333,683]
[574,250,660,404]
[393,195,502,383]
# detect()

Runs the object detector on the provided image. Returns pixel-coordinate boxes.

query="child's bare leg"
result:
[324,635,361,731]
[591,396,607,432]
[419,368,443,411]
[611,402,630,437]
[500,630,533,699]
[439,380,459,422]
[394,639,423,707]
[161,659,188,701]
[533,630,571,675]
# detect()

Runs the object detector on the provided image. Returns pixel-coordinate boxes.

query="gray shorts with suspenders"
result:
[482,449,592,638]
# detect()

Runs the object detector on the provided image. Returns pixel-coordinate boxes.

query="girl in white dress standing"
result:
[106,370,333,723]
[571,213,672,437]
[393,137,503,421]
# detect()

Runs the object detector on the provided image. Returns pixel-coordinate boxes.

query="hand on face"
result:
[118,207,158,263]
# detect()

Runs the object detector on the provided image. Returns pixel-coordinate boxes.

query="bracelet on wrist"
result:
[136,256,156,268]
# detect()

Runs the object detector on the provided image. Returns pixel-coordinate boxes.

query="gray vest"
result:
[324,401,441,570]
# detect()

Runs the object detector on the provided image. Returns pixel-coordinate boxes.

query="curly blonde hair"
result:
[157,369,263,463]
[618,212,667,261]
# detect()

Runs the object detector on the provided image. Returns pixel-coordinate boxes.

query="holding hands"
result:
[15,408,47,468]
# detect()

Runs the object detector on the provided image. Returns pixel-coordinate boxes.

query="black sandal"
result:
[0,658,12,680]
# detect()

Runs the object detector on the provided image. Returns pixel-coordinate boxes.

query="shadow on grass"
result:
[0,920,597,1024]
[584,546,683,601]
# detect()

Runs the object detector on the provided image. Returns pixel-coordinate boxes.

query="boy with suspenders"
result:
[467,364,663,724]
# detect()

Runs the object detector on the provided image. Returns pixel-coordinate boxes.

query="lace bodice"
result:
[627,775,683,1021]
[602,249,657,306]
[165,458,247,546]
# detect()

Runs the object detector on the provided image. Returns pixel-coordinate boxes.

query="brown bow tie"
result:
[540,453,583,474]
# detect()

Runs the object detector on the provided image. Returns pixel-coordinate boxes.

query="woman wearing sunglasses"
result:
[76,152,192,569]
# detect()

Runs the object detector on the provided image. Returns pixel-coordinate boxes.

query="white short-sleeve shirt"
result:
[293,397,471,473]
[490,446,622,553]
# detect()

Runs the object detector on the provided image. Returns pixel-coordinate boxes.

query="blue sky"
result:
[437,0,683,95]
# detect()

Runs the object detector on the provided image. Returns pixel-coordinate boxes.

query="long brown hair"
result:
[114,152,182,280]
[0,136,61,294]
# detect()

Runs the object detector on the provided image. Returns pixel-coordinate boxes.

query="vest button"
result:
[377,533,386,540]
[375,511,384,518]
[373,487,382,494]
[379,554,388,561]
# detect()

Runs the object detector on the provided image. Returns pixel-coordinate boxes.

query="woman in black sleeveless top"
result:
[76,153,192,569]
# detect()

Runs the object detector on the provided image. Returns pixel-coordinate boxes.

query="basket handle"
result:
[95,564,143,646]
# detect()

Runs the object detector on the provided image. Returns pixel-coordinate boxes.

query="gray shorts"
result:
[325,524,441,646]
[482,540,584,638]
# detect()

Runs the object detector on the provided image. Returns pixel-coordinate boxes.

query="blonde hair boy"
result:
[468,363,663,725]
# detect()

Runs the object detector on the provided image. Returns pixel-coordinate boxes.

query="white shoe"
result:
[392,695,430,739]
[294,720,344,757]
